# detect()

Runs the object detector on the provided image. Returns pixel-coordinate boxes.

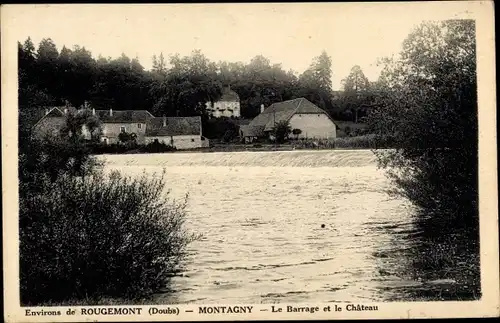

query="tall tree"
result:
[36,38,60,99]
[151,52,167,78]
[150,50,222,117]
[340,65,372,123]
[297,51,334,112]
[367,20,477,236]
[342,65,370,94]
[67,45,97,106]
[301,50,333,92]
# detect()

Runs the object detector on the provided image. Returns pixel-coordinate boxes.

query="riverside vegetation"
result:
[367,20,480,299]
[19,116,200,305]
[17,19,480,303]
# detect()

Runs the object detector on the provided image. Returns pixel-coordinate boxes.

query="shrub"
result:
[292,128,302,139]
[292,135,393,150]
[87,143,133,155]
[86,142,176,155]
[20,114,196,305]
[271,120,292,143]
[222,128,239,143]
[140,141,177,153]
[203,117,239,140]
[344,126,352,137]
[20,170,199,305]
[118,132,137,145]
[19,135,98,189]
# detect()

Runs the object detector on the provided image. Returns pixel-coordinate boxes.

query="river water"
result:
[102,150,476,304]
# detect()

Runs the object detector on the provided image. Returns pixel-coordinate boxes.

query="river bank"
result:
[90,135,393,156]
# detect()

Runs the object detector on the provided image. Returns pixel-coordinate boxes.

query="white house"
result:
[240,97,337,141]
[145,116,206,150]
[205,85,241,118]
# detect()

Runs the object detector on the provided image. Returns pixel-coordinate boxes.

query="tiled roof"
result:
[45,107,66,117]
[95,110,154,123]
[248,98,334,132]
[30,107,67,129]
[146,116,202,136]
[240,124,265,137]
[30,107,203,138]
[235,119,251,126]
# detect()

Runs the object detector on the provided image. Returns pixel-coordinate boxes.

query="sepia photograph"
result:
[2,2,498,321]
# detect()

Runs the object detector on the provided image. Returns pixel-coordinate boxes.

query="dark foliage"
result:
[20,169,197,305]
[19,109,195,306]
[366,20,478,238]
[271,120,292,144]
[202,117,240,141]
[86,143,134,155]
[140,141,177,154]
[18,37,361,123]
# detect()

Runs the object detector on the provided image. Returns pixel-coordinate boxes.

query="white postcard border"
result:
[2,2,499,321]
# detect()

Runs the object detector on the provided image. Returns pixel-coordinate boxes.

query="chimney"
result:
[45,108,49,115]
[260,104,265,114]
[63,108,68,114]
[163,115,167,127]
[92,108,96,116]
[109,108,113,116]
[84,100,88,109]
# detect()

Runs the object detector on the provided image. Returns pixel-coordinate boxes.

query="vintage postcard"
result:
[2,2,499,322]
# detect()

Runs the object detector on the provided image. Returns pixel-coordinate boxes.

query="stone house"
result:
[31,107,72,139]
[240,98,337,142]
[92,109,154,144]
[205,85,241,118]
[145,116,206,150]
[31,105,207,149]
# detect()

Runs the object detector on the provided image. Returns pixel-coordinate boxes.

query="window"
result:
[120,126,126,133]
[191,138,195,142]
[138,123,142,129]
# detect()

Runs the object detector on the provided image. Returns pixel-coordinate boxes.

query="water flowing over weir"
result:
[101,150,448,304]
[100,149,379,168]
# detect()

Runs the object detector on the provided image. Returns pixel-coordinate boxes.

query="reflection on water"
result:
[102,150,480,303]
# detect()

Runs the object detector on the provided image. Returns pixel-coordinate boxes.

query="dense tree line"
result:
[20,38,367,124]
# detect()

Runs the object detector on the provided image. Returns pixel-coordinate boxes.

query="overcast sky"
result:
[5,3,477,90]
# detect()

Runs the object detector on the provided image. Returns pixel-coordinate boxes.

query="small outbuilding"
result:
[145,116,205,150]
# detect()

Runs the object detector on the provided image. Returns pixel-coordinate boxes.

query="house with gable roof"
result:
[31,107,68,139]
[240,97,337,142]
[205,85,241,118]
[92,108,154,144]
[145,116,206,149]
[31,104,206,150]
